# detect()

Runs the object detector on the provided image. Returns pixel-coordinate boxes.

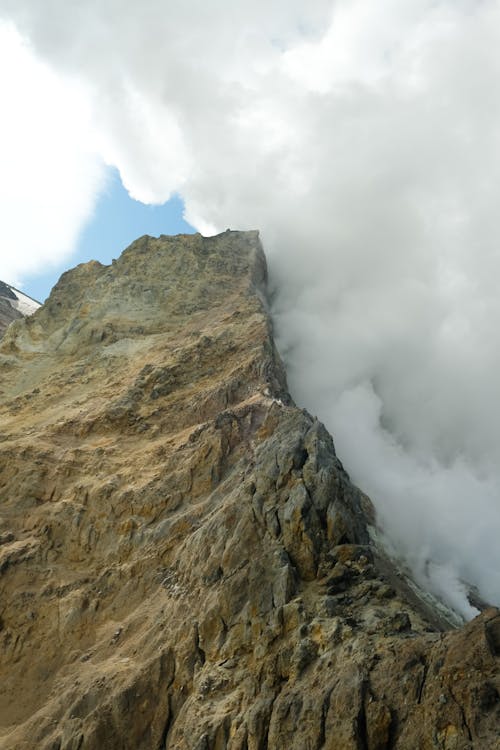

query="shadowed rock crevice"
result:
[0,231,498,749]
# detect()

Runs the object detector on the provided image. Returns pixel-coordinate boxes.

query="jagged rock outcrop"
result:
[0,231,498,749]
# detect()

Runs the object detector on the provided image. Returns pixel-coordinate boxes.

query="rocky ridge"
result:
[0,231,498,749]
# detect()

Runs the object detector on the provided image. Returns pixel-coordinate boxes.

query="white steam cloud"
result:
[1,0,500,617]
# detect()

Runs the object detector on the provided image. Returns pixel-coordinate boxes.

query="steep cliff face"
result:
[0,232,498,750]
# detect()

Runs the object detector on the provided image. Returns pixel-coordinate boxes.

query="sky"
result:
[1,0,500,618]
[23,169,194,302]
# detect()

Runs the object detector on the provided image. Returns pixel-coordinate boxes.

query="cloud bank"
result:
[2,0,500,616]
[0,21,105,285]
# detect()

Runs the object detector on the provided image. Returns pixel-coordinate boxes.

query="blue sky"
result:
[24,168,195,302]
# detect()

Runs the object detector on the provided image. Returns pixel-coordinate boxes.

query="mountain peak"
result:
[0,232,498,749]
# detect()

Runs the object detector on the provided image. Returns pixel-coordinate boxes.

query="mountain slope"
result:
[0,232,498,749]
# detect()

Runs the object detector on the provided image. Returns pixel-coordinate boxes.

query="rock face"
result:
[0,231,498,749]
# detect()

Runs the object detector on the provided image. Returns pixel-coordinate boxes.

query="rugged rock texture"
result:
[0,231,498,749]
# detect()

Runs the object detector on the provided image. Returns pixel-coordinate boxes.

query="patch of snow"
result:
[0,283,41,316]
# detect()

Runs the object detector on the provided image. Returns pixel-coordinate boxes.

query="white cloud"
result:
[1,0,500,616]
[0,21,105,285]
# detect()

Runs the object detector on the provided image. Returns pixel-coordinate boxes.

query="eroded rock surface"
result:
[0,232,498,749]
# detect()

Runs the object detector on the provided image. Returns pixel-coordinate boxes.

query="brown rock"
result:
[0,231,498,749]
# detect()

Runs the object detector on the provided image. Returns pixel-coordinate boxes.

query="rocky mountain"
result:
[0,281,40,339]
[0,231,498,750]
